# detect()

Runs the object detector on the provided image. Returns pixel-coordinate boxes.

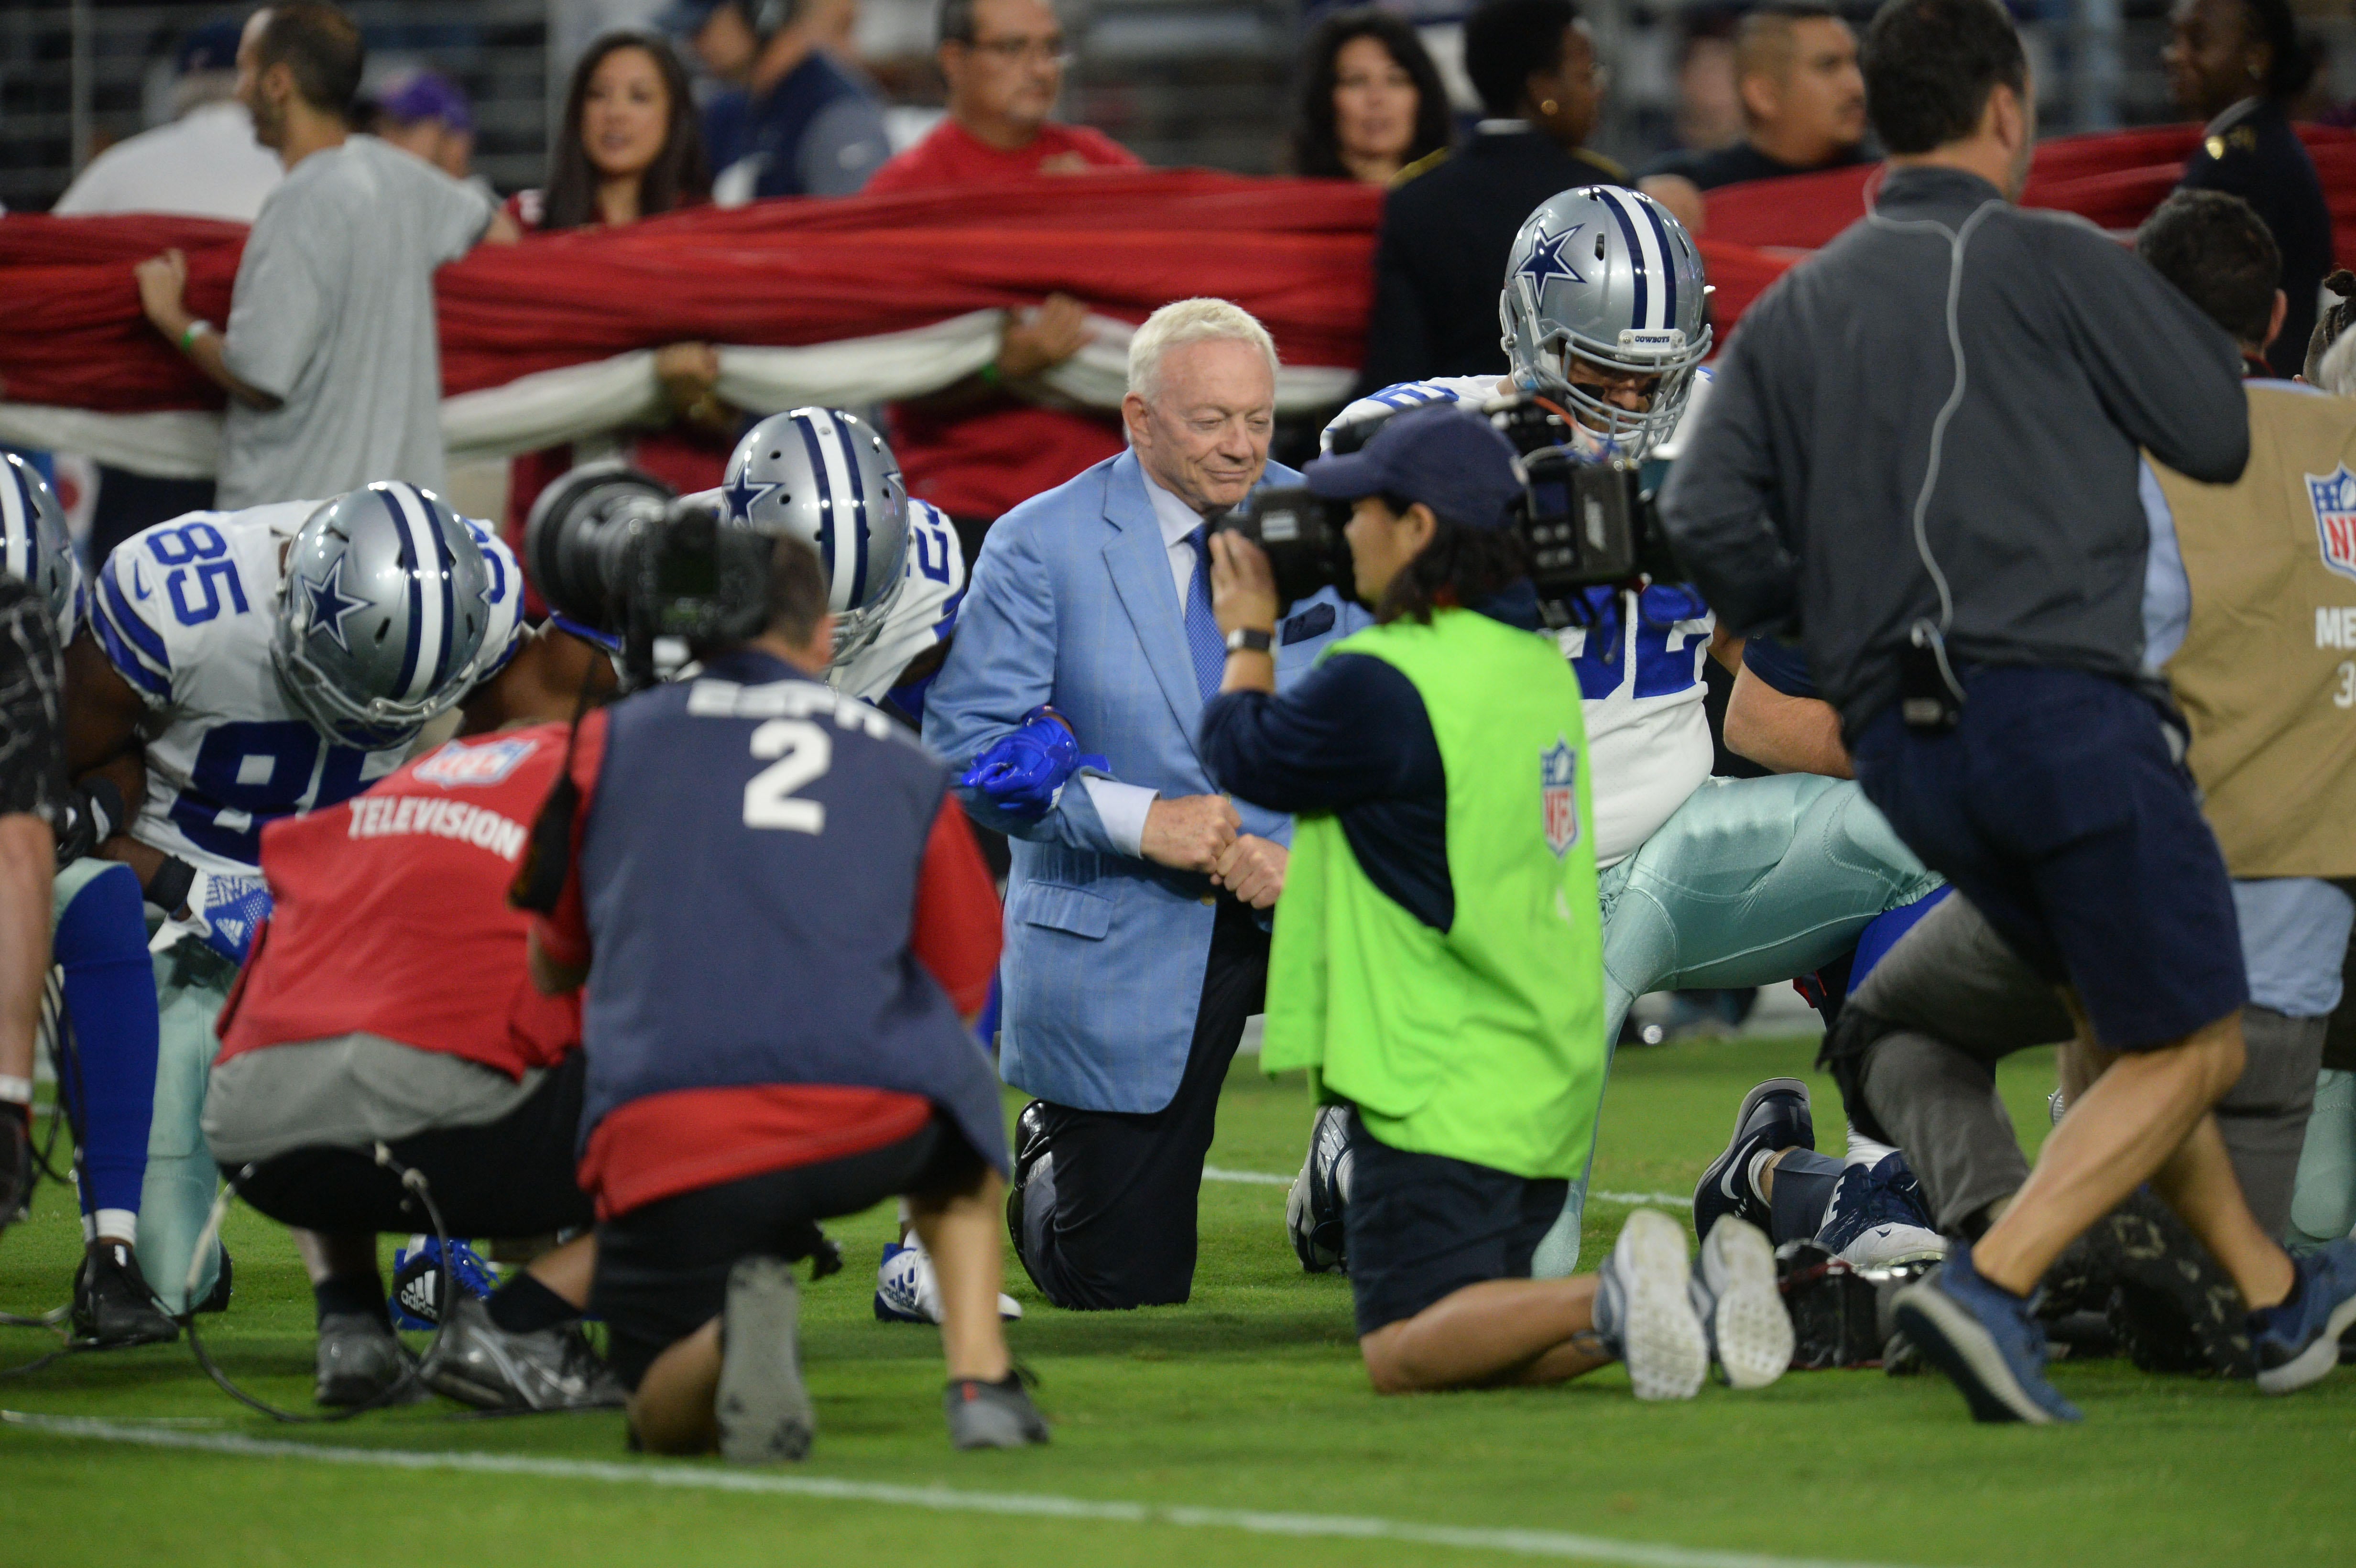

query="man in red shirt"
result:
[869,0,1141,557]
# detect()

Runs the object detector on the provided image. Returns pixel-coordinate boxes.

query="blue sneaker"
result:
[390,1237,501,1331]
[1693,1078,1813,1245]
[2249,1237,2356,1395]
[1816,1153,1947,1269]
[1891,1245,2081,1424]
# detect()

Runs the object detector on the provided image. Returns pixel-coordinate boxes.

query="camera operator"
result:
[524,528,1037,1460]
[1198,402,1795,1398]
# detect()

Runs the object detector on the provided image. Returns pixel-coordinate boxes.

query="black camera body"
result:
[1210,394,1677,620]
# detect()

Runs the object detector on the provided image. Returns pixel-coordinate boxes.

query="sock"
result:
[314,1272,388,1326]
[486,1271,577,1335]
[92,1209,136,1246]
[1767,1149,1844,1246]
[1745,1147,1776,1202]
[52,865,161,1222]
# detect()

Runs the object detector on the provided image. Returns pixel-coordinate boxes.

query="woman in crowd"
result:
[1289,8,1453,185]
[504,31,734,565]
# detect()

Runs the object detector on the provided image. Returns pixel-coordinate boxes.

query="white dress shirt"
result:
[1080,464,1212,858]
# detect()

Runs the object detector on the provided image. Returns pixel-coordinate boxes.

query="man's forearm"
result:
[1723,668,1852,778]
[0,816,55,1085]
[179,328,281,412]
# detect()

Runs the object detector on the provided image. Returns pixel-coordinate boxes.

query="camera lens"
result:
[522,465,676,634]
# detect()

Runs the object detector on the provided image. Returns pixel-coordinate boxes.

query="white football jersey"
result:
[1325,375,1719,867]
[88,501,526,875]
[829,500,967,705]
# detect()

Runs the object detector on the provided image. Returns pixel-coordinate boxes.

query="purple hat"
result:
[373,70,474,133]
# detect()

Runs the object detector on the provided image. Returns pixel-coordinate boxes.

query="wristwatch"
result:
[1225,627,1274,655]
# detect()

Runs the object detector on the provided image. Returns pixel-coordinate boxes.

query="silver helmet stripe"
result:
[1,463,29,584]
[794,411,858,614]
[1596,186,1666,332]
[379,483,450,703]
[835,418,872,610]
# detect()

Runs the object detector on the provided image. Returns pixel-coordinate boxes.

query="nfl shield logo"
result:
[414,737,539,788]
[2307,465,2356,583]
[1540,738,1579,859]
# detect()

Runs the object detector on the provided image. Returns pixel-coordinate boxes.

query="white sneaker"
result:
[1689,1216,1795,1390]
[1594,1208,1709,1401]
[874,1238,1022,1324]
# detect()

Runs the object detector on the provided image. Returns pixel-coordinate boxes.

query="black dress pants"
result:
[1019,898,1269,1310]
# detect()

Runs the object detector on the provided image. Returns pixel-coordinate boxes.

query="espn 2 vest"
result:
[572,648,1007,1171]
[1260,609,1608,1180]
[2150,382,2356,877]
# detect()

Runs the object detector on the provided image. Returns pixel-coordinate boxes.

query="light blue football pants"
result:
[2290,1068,2356,1252]
[1529,774,1944,1278]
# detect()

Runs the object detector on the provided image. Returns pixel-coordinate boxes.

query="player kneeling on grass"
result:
[1199,403,1796,1396]
[522,530,1036,1459]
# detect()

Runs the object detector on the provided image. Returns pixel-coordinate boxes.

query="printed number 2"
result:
[2336,662,2356,710]
[742,719,830,833]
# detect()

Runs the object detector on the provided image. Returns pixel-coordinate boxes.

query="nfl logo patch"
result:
[1540,737,1579,859]
[414,737,538,788]
[2307,465,2356,583]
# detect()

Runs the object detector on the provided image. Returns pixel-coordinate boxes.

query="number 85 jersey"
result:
[89,500,525,876]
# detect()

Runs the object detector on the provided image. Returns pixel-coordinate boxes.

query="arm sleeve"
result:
[528,709,609,970]
[220,207,327,401]
[1199,653,1431,815]
[910,794,1002,1013]
[1739,635,1820,699]
[797,97,893,197]
[87,542,177,708]
[1656,312,1804,636]
[423,163,495,262]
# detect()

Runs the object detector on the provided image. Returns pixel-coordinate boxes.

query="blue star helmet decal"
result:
[1517,224,1587,292]
[721,462,782,523]
[305,554,367,654]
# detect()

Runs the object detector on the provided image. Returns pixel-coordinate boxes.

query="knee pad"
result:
[2290,1068,2356,1248]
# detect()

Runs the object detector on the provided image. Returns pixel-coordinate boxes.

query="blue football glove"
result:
[959,708,1103,821]
[182,868,273,968]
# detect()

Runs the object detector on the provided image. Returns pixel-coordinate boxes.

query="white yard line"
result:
[2,1412,1946,1568]
[1201,1168,1688,1209]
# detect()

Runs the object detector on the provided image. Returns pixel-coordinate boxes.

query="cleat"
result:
[944,1372,1050,1449]
[1692,1078,1812,1245]
[315,1311,422,1408]
[1595,1208,1709,1401]
[1891,1247,2080,1423]
[874,1239,1022,1324]
[1287,1103,1356,1274]
[1690,1217,1794,1389]
[195,1249,234,1315]
[2092,1188,2250,1375]
[717,1256,815,1463]
[71,1241,179,1348]
[1817,1153,1947,1270]
[391,1236,501,1330]
[418,1295,626,1412]
[2249,1237,2356,1395]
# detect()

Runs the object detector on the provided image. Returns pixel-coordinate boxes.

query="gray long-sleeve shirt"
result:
[1658,166,2249,735]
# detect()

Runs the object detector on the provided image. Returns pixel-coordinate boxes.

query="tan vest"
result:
[2150,382,2356,878]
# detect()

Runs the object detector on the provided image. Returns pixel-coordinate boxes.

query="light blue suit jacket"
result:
[924,449,1366,1113]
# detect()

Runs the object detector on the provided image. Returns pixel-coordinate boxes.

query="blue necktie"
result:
[1183,524,1225,703]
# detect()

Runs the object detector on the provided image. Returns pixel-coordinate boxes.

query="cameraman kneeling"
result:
[1201,404,1793,1398]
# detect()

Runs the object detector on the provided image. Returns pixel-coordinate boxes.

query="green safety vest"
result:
[1260,607,1608,1180]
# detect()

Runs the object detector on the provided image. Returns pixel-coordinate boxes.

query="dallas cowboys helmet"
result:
[1500,185,1711,459]
[1,452,81,644]
[718,408,910,661]
[272,482,495,746]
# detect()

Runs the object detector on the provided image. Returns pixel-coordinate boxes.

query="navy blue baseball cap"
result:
[177,19,245,76]
[1302,402,1524,531]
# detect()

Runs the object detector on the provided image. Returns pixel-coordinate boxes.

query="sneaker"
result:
[1816,1154,1947,1270]
[390,1237,501,1330]
[874,1240,1023,1324]
[315,1311,419,1408]
[195,1249,233,1315]
[0,1109,30,1229]
[1689,1216,1794,1389]
[2248,1237,2356,1395]
[717,1256,815,1463]
[70,1241,179,1348]
[1287,1103,1356,1274]
[1005,1101,1053,1275]
[945,1372,1051,1449]
[1594,1208,1710,1401]
[2094,1188,2250,1376]
[418,1295,627,1412]
[1692,1078,1812,1245]
[1890,1246,2081,1423]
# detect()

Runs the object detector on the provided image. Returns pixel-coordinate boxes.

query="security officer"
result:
[1200,403,1794,1400]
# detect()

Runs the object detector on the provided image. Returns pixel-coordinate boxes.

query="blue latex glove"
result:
[959,707,1103,821]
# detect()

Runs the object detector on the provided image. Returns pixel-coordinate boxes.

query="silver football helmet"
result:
[1500,185,1712,459]
[272,482,495,746]
[1,452,81,644]
[718,407,910,663]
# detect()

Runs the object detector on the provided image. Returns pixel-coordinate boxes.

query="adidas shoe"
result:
[1688,1217,1794,1389]
[1287,1103,1356,1274]
[717,1256,816,1463]
[1594,1208,1709,1401]
[418,1295,627,1412]
[945,1372,1050,1449]
[391,1237,502,1330]
[2248,1237,2356,1395]
[874,1239,1023,1324]
[1816,1154,1947,1270]
[1692,1078,1812,1246]
[71,1241,179,1349]
[1891,1246,2080,1423]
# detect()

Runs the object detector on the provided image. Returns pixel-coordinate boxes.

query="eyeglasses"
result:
[964,34,1072,65]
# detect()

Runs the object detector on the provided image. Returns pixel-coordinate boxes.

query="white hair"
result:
[1126,297,1279,403]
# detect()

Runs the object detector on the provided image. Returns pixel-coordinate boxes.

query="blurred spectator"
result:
[1288,9,1453,185]
[1669,11,1745,156]
[669,0,764,173]
[504,32,732,564]
[1640,3,1866,234]
[132,3,521,510]
[53,17,285,563]
[1355,0,1625,392]
[2167,0,2332,379]
[669,0,889,202]
[369,69,481,187]
[868,0,1142,557]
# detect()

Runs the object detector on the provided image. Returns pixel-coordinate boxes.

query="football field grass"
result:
[0,1033,2348,1567]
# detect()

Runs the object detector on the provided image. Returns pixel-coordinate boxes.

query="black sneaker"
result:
[196,1250,233,1315]
[419,1295,627,1412]
[1692,1078,1813,1245]
[0,1108,31,1229]
[71,1241,179,1348]
[315,1311,418,1408]
[2093,1189,2253,1377]
[945,1372,1050,1449]
[1005,1101,1053,1277]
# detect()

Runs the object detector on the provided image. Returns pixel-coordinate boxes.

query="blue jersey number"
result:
[910,522,954,586]
[1569,587,1710,701]
[147,523,249,627]
[168,720,372,865]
